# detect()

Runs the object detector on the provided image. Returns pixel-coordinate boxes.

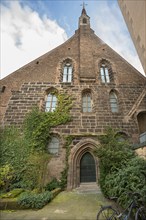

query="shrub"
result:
[18,191,52,209]
[102,157,146,203]
[0,164,14,191]
[44,178,60,191]
[22,151,51,192]
[0,126,31,189]
[95,127,146,207]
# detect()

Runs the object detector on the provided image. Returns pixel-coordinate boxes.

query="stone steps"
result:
[75,182,101,194]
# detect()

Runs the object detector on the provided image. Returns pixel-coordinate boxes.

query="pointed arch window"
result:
[48,137,59,154]
[45,93,57,112]
[82,92,92,112]
[100,64,110,83]
[63,63,73,83]
[109,91,118,113]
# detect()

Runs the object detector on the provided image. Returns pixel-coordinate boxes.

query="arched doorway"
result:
[80,152,96,183]
[67,139,99,190]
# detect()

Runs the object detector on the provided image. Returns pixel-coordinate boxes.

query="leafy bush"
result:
[102,157,146,202]
[22,151,51,192]
[44,178,60,191]
[0,164,14,191]
[0,126,31,189]
[95,127,146,207]
[18,191,52,209]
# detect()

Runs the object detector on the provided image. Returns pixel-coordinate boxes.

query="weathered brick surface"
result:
[2,82,145,141]
[0,10,146,186]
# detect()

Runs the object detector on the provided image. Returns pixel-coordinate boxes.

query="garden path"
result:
[1,185,113,220]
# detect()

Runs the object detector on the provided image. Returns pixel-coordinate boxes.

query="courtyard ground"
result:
[0,189,113,220]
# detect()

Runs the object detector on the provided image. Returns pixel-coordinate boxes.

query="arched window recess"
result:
[109,90,119,113]
[45,90,58,112]
[82,90,92,113]
[99,60,113,83]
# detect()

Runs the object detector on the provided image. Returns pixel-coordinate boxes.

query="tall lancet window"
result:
[63,63,73,83]
[45,93,57,112]
[100,64,110,83]
[109,91,118,113]
[82,91,92,112]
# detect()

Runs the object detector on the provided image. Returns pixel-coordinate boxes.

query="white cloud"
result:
[1,1,145,79]
[0,1,67,79]
[92,1,145,75]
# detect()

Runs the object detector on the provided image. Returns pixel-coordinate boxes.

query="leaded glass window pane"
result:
[68,67,72,82]
[63,67,67,82]
[48,137,59,154]
[100,68,105,83]
[47,94,52,101]
[105,68,110,83]
[46,102,50,110]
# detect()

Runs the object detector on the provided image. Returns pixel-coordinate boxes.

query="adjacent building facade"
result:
[118,0,146,74]
[0,8,146,189]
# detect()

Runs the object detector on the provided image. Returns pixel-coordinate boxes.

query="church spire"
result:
[81,2,87,15]
[78,2,90,28]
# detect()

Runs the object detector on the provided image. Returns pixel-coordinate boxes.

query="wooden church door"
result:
[80,152,96,183]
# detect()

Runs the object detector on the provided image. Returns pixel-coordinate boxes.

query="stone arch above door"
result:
[67,138,99,190]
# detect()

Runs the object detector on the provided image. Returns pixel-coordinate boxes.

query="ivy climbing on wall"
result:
[24,93,72,152]
[0,92,73,191]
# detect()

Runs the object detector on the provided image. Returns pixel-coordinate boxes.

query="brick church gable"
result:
[0,6,146,188]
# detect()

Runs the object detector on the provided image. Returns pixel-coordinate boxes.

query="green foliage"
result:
[21,151,51,191]
[18,191,52,209]
[59,168,68,189]
[102,157,146,199]
[23,93,72,151]
[0,126,31,188]
[44,178,60,191]
[59,136,74,189]
[0,92,72,194]
[0,188,24,198]
[95,127,146,207]
[96,128,135,173]
[0,164,14,191]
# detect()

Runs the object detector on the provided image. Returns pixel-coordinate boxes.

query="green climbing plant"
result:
[0,93,73,191]
[59,136,74,189]
[24,93,72,151]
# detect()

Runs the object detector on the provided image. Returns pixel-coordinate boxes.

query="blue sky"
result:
[0,0,145,79]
